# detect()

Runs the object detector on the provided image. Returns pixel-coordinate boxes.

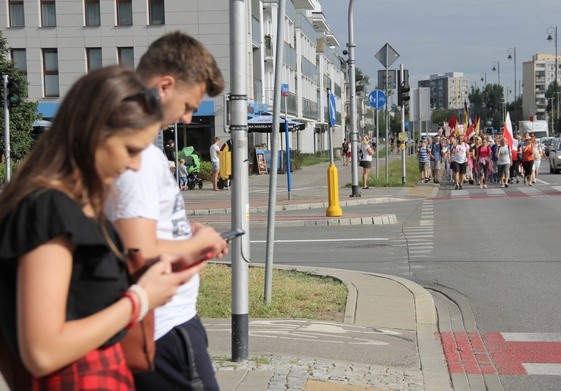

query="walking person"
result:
[451,135,469,190]
[341,139,349,166]
[417,138,430,183]
[475,137,492,189]
[210,136,221,191]
[521,135,535,186]
[496,137,512,188]
[359,135,374,189]
[429,135,442,183]
[105,32,228,391]
[0,66,203,390]
[532,138,543,183]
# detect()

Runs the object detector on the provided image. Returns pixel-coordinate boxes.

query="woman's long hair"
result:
[0,65,162,220]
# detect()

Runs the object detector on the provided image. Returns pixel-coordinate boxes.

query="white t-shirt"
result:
[360,143,372,162]
[452,142,469,163]
[105,143,199,340]
[210,143,220,163]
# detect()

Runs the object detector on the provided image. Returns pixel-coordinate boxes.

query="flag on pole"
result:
[463,100,469,126]
[474,117,481,134]
[503,112,514,148]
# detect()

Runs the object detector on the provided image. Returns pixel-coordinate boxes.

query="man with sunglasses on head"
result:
[105,32,227,390]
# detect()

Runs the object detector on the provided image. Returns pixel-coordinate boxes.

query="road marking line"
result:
[502,333,561,341]
[250,238,389,243]
[523,363,561,376]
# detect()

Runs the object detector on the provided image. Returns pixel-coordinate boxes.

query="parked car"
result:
[540,136,556,157]
[548,138,561,173]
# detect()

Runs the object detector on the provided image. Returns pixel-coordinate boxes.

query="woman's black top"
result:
[0,189,130,356]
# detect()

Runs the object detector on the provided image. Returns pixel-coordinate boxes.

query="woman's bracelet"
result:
[122,290,139,329]
[128,284,149,322]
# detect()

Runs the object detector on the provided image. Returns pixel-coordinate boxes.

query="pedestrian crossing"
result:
[441,181,561,198]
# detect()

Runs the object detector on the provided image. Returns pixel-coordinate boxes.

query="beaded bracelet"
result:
[122,290,139,329]
[128,284,149,322]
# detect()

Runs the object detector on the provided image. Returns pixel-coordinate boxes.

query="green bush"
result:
[199,161,212,181]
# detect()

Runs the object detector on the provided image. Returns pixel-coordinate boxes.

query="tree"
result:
[545,81,561,134]
[468,84,503,130]
[0,31,38,167]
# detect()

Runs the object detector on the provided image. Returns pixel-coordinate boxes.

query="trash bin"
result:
[334,147,342,159]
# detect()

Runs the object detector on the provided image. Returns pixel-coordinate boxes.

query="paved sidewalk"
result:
[187,161,451,390]
[205,265,451,391]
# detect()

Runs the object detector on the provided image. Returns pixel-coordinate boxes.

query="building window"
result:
[41,0,56,27]
[86,48,102,72]
[43,49,59,97]
[9,0,24,27]
[85,0,100,26]
[11,49,27,76]
[149,0,164,25]
[116,0,132,26]
[118,47,134,68]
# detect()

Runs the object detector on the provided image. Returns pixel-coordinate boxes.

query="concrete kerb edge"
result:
[361,271,452,391]
[187,196,411,216]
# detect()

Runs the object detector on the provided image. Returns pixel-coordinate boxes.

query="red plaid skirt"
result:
[33,343,134,391]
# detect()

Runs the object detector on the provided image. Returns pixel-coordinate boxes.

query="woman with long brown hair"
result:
[0,66,203,389]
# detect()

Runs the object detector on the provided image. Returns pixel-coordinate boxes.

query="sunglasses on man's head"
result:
[123,88,161,114]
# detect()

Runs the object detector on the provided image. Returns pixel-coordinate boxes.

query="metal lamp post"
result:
[480,72,487,87]
[492,61,501,87]
[547,26,558,131]
[507,47,517,102]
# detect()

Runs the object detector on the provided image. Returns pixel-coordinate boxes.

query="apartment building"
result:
[522,53,561,121]
[419,72,469,110]
[1,0,345,155]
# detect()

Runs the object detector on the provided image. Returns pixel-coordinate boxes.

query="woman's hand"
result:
[137,258,205,310]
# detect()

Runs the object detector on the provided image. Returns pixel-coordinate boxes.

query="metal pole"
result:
[284,95,291,200]
[174,123,179,184]
[3,75,10,183]
[229,0,250,362]
[347,0,360,197]
[326,88,342,217]
[400,65,406,185]
[384,57,389,180]
[375,107,379,178]
[264,0,286,304]
[555,26,559,132]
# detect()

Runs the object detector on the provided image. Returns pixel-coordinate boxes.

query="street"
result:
[243,163,561,391]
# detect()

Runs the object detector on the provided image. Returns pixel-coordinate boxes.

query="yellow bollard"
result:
[326,163,343,217]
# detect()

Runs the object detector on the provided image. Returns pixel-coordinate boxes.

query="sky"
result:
[319,0,561,104]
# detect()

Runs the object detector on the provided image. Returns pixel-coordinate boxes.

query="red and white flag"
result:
[502,112,514,148]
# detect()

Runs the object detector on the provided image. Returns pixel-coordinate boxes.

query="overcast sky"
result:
[320,0,561,103]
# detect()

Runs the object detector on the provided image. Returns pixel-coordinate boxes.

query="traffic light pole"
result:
[3,75,11,183]
[347,0,360,197]
[399,65,406,185]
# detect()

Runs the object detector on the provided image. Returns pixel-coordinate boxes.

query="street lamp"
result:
[480,72,487,86]
[547,26,558,131]
[492,61,501,87]
[507,47,517,102]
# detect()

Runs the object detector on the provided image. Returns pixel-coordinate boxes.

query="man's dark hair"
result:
[137,31,225,97]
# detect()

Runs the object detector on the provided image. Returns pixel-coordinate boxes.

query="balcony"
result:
[325,33,339,47]
[292,0,316,10]
[311,12,329,32]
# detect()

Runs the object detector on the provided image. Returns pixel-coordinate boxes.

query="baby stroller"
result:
[179,146,203,190]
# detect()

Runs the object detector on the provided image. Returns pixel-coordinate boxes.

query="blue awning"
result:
[37,102,60,119]
[195,100,215,116]
[37,100,215,119]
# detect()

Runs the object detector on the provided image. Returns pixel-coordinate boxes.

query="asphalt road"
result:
[236,163,561,391]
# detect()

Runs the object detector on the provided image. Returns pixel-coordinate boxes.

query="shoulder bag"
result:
[121,249,156,373]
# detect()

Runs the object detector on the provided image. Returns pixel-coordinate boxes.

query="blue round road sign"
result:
[368,90,386,109]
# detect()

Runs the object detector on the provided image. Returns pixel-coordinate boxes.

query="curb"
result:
[187,196,409,216]
[269,264,451,391]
